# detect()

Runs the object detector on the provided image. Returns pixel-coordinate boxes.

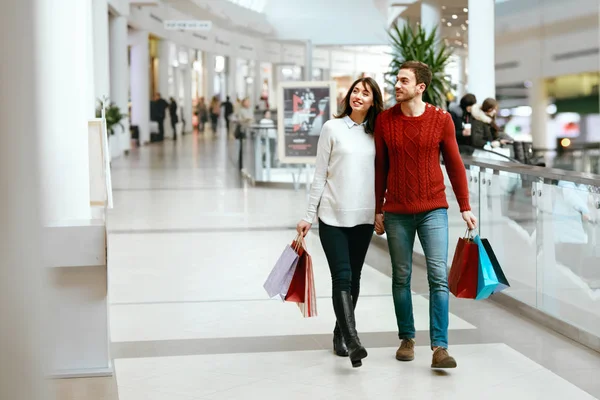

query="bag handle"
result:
[292,233,304,251]
[463,228,477,240]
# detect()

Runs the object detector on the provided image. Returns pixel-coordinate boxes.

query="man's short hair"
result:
[399,61,433,89]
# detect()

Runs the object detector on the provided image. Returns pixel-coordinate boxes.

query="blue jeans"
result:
[384,208,449,349]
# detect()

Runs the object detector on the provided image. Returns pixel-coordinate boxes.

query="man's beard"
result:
[396,89,417,103]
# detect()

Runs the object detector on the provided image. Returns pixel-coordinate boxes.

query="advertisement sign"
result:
[277,81,337,164]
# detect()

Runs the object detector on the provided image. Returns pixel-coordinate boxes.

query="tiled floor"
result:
[52,131,600,399]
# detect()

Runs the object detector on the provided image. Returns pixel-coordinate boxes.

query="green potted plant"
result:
[95,99,126,135]
[386,22,454,108]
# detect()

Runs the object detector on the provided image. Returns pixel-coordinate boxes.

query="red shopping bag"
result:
[448,232,480,299]
[285,240,318,317]
[285,251,307,303]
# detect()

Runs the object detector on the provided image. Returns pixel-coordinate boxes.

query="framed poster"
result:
[277,81,337,164]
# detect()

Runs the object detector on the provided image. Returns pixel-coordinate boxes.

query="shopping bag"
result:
[448,231,480,299]
[479,238,510,294]
[474,235,500,299]
[285,251,307,303]
[285,241,318,318]
[263,235,302,299]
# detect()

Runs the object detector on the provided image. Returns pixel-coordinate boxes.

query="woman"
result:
[296,77,383,368]
[168,97,179,140]
[209,96,221,134]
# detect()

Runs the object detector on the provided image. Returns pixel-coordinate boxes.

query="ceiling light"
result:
[463,43,468,48]
[456,32,461,37]
[447,22,452,26]
[442,18,446,22]
[466,20,469,24]
[452,14,458,19]
[461,24,467,31]
[442,5,446,9]
[463,8,468,12]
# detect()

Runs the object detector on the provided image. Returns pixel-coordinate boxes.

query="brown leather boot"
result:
[431,347,457,368]
[395,339,415,361]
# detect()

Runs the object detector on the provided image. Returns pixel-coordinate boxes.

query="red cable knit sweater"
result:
[375,103,471,215]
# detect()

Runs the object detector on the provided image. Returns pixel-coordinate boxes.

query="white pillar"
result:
[158,39,173,138]
[468,0,495,100]
[92,0,110,102]
[37,0,94,223]
[182,56,193,133]
[205,52,216,101]
[130,30,150,145]
[530,79,554,151]
[304,40,313,81]
[228,55,237,101]
[457,51,467,100]
[421,0,442,45]
[109,14,130,153]
[1,2,46,399]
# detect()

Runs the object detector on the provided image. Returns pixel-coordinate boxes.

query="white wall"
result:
[495,0,599,84]
[263,0,388,46]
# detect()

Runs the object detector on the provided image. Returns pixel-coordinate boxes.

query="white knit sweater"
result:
[302,116,375,227]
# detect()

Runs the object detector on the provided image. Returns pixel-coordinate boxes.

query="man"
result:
[374,61,477,369]
[151,93,168,141]
[221,96,234,132]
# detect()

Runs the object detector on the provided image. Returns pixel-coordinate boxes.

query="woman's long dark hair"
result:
[334,77,383,134]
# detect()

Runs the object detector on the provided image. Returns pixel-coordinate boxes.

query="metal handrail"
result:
[461,155,600,187]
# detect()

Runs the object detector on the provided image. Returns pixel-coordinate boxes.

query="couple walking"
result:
[296,61,477,369]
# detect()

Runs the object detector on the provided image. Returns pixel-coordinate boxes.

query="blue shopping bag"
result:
[473,235,499,300]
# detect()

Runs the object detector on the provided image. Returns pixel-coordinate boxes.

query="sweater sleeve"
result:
[374,115,388,214]
[302,122,333,223]
[440,114,471,212]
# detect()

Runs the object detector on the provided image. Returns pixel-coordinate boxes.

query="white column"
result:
[109,14,130,153]
[304,40,313,81]
[92,0,110,102]
[130,30,150,145]
[1,2,46,399]
[37,0,94,223]
[182,55,193,133]
[228,55,237,101]
[158,39,173,138]
[530,79,554,152]
[421,0,442,45]
[205,52,216,101]
[456,51,467,100]
[468,0,496,100]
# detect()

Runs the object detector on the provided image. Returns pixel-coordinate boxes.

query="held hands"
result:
[462,211,477,230]
[375,214,385,235]
[296,220,312,237]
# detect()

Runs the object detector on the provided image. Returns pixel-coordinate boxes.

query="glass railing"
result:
[445,156,600,339]
[238,128,600,340]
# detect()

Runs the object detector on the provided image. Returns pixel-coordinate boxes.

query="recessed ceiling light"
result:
[463,43,468,48]
[452,14,458,19]
[456,32,461,37]
[463,8,468,12]
[442,18,446,22]
[447,22,452,26]
[461,24,467,30]
[466,20,469,24]
[442,5,446,10]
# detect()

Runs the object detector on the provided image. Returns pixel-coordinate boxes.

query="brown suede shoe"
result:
[431,347,457,368]
[395,339,415,361]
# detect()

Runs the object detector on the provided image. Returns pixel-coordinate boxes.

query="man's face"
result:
[394,69,425,103]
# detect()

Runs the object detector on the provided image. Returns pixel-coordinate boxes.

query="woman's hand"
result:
[296,220,312,237]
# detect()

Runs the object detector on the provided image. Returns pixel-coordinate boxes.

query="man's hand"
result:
[375,214,385,235]
[462,211,477,230]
